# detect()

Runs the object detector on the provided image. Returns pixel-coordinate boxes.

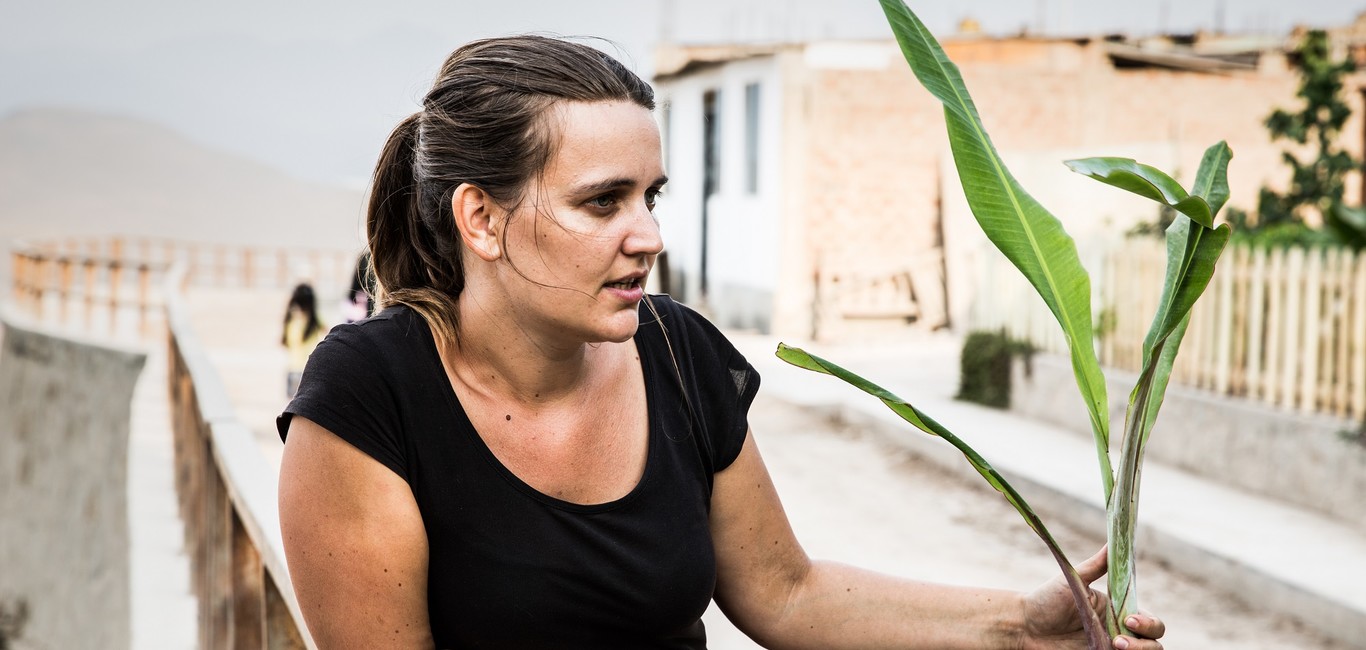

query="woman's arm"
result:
[709,430,1163,650]
[278,416,434,649]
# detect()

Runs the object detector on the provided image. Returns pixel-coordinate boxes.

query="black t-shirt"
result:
[278,295,760,649]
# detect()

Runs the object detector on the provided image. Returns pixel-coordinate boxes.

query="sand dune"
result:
[0,108,366,251]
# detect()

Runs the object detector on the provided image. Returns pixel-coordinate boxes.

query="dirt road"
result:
[700,394,1344,649]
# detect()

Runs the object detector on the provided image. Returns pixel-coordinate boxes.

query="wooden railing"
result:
[970,239,1366,421]
[28,236,354,294]
[5,237,350,648]
[10,248,166,340]
[165,271,314,649]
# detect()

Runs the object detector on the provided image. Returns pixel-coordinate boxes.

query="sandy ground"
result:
[700,394,1346,649]
[189,287,1344,649]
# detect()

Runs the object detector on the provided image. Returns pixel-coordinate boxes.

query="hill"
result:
[0,108,366,251]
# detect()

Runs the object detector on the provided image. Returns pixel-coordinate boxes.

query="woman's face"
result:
[493,100,667,347]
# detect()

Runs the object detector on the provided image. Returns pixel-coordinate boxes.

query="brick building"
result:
[651,21,1366,341]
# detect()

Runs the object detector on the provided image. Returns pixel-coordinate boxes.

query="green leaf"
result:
[1188,141,1233,217]
[878,0,1113,501]
[776,342,1108,648]
[1107,142,1234,634]
[1063,157,1214,227]
[1139,143,1234,373]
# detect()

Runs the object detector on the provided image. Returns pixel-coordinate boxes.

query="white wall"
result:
[656,56,785,331]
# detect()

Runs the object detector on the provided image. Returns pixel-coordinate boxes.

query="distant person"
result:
[282,283,325,398]
[343,251,377,323]
[276,35,1165,649]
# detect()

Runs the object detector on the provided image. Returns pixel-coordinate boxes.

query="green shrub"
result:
[956,329,1033,408]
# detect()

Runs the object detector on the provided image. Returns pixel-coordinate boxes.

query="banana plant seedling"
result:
[777,1,1233,646]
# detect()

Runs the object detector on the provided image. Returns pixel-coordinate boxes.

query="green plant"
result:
[1256,29,1364,249]
[777,2,1232,646]
[956,329,1033,408]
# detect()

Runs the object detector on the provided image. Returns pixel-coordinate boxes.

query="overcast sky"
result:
[2,0,1362,187]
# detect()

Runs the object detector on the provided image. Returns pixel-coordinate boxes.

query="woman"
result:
[281,282,325,398]
[277,35,1164,649]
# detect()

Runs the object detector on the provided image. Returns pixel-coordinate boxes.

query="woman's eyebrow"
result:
[571,175,669,196]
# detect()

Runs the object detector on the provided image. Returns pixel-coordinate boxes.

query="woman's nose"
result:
[623,202,664,256]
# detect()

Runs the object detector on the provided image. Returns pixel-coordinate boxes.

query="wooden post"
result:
[1214,246,1236,395]
[138,264,151,338]
[211,461,233,649]
[109,261,123,331]
[1352,250,1366,421]
[1328,247,1349,416]
[1300,247,1323,413]
[1247,247,1268,403]
[231,511,266,650]
[83,259,97,328]
[265,578,307,650]
[1280,248,1305,410]
[58,257,73,325]
[1227,245,1249,396]
[34,255,50,322]
[1264,248,1284,406]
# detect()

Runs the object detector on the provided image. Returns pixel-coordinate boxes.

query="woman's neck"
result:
[442,291,611,407]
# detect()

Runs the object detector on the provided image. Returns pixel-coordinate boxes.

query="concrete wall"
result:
[0,315,145,650]
[1011,353,1366,533]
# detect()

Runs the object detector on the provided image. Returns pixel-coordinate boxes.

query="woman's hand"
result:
[1021,547,1165,650]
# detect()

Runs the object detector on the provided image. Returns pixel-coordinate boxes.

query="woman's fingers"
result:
[1114,636,1163,650]
[1075,546,1108,584]
[1124,613,1166,638]
[1113,613,1166,649]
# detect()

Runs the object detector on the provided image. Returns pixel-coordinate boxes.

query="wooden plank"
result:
[1229,245,1250,395]
[1353,250,1366,420]
[1301,247,1323,413]
[266,578,308,650]
[232,511,266,650]
[1330,247,1351,416]
[213,458,233,650]
[1214,244,1236,394]
[1280,248,1304,410]
[1265,248,1284,406]
[1248,246,1268,402]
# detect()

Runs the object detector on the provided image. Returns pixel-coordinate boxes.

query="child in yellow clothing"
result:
[283,283,326,398]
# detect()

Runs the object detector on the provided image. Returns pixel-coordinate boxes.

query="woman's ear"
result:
[451,182,501,262]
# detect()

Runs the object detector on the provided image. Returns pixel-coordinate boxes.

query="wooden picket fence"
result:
[970,239,1366,421]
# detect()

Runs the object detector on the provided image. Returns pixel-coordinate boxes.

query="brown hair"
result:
[365,35,655,346]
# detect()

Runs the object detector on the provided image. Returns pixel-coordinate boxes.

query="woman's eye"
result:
[645,189,663,210]
[588,195,617,209]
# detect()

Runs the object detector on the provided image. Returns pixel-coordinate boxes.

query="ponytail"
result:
[366,112,464,345]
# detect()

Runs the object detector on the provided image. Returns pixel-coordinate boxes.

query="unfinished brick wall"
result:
[786,37,1362,336]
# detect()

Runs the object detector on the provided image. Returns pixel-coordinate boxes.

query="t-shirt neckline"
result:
[412,310,660,514]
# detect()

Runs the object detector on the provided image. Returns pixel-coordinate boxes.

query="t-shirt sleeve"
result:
[276,324,409,483]
[671,300,761,472]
